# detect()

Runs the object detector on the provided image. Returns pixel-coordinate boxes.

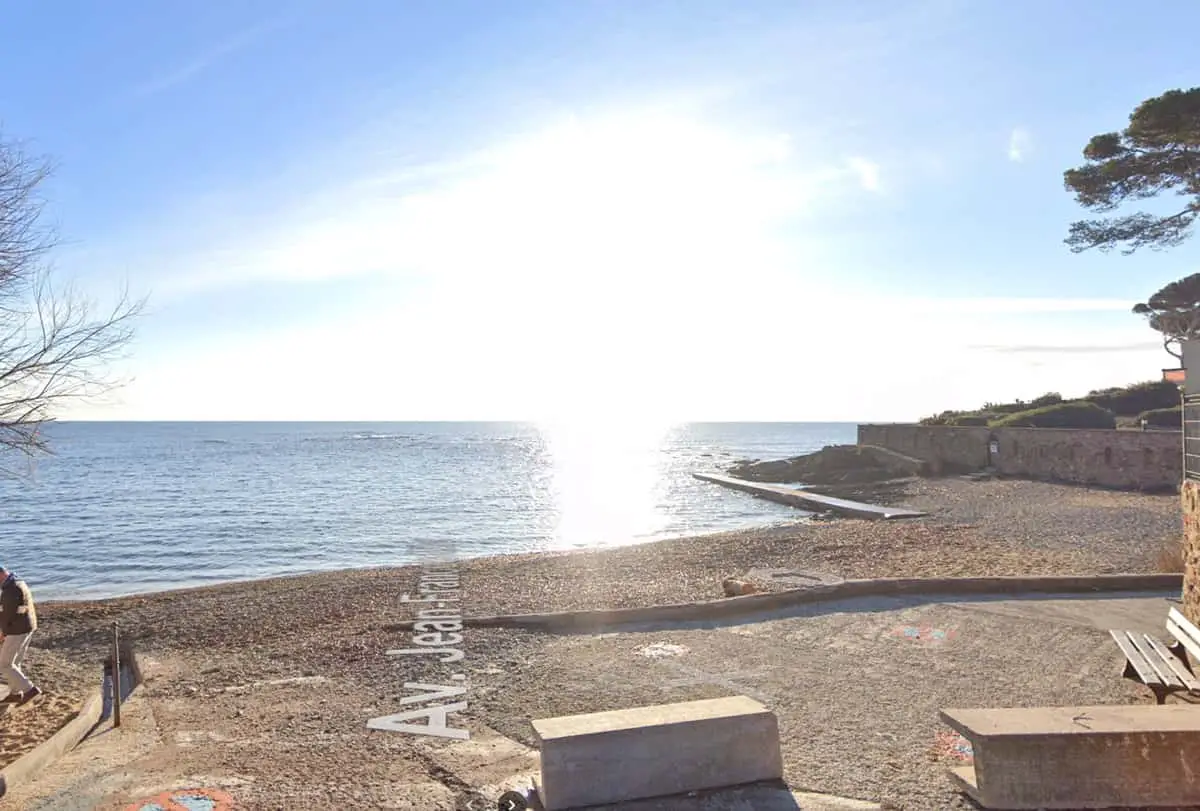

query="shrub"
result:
[920,410,966,426]
[981,400,1029,414]
[946,413,992,426]
[1138,406,1182,428]
[990,401,1117,429]
[1030,392,1063,408]
[1085,380,1179,416]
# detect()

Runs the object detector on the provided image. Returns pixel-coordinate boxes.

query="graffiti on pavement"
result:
[931,730,973,762]
[123,787,236,811]
[892,625,957,645]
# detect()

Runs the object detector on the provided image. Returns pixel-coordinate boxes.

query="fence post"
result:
[111,622,121,728]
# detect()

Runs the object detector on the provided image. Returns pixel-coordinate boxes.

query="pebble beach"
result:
[1,476,1185,807]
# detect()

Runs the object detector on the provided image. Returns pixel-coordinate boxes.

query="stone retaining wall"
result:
[1184,480,1200,624]
[857,425,992,473]
[858,424,1181,491]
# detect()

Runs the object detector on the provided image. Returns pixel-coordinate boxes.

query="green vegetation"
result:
[945,414,993,426]
[990,401,1116,429]
[1139,406,1183,428]
[1133,273,1200,363]
[1063,87,1200,364]
[1064,87,1200,254]
[920,380,1179,429]
[1085,380,1181,415]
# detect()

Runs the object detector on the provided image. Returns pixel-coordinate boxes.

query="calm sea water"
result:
[0,422,855,600]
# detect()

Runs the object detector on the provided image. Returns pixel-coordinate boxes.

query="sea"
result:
[0,421,856,601]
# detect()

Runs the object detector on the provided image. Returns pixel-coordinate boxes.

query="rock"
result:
[722,578,759,597]
[726,444,927,485]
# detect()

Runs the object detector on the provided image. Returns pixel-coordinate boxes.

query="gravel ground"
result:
[471,594,1178,810]
[453,477,1180,616]
[34,478,1180,641]
[11,477,1185,809]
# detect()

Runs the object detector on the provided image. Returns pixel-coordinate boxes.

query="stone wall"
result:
[858,423,1181,491]
[856,424,992,473]
[1185,481,1200,624]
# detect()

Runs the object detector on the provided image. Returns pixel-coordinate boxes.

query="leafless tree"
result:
[0,133,141,460]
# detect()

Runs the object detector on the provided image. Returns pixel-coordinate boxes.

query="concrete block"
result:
[941,705,1200,809]
[532,696,782,810]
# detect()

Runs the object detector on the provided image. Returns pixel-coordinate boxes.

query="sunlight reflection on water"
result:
[540,421,675,549]
[1,421,856,599]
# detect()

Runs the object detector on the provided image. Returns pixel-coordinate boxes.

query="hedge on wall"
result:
[1085,381,1179,416]
[946,414,993,426]
[1138,406,1183,428]
[990,401,1117,429]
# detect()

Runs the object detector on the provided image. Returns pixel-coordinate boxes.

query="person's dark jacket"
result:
[0,576,37,636]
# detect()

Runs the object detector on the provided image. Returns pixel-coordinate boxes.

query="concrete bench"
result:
[531,696,783,810]
[1110,606,1200,704]
[940,704,1200,809]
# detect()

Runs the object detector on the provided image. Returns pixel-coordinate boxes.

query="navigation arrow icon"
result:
[496,790,529,811]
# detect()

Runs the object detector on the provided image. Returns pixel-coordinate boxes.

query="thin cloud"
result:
[890,297,1133,315]
[969,341,1160,354]
[133,16,292,97]
[1008,127,1031,162]
[847,157,881,192]
[142,111,826,297]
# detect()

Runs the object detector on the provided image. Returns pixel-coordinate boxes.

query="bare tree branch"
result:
[0,133,142,462]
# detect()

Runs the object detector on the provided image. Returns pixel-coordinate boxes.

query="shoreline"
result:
[37,477,1178,622]
[36,517,815,606]
[4,475,1183,808]
[33,478,912,606]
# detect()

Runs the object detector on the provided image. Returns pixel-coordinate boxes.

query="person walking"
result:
[0,565,40,705]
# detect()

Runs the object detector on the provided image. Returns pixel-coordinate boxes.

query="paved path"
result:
[475,591,1181,810]
[692,473,926,519]
[9,590,1184,810]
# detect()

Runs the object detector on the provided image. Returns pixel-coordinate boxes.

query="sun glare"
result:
[96,111,823,421]
[437,111,810,423]
[537,416,678,549]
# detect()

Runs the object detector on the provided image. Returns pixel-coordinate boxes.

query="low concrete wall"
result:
[460,574,1183,632]
[858,424,1181,491]
[0,689,103,799]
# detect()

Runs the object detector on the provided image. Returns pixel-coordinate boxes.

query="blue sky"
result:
[2,0,1198,421]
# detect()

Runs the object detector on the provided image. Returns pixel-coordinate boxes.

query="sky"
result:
[1,0,1199,423]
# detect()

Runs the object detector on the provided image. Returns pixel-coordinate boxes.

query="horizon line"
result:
[44,418,875,425]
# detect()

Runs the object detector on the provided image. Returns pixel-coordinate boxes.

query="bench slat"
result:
[1167,607,1200,664]
[1167,607,1199,640]
[1167,618,1200,667]
[1141,633,1199,691]
[1129,632,1185,688]
[1110,630,1164,686]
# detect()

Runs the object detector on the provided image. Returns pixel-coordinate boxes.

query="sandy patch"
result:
[0,647,94,770]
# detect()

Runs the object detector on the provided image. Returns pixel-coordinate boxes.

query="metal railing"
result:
[1184,392,1200,480]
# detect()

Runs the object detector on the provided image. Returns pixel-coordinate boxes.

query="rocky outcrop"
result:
[728,444,929,485]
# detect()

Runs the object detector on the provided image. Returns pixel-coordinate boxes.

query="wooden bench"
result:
[1109,606,1200,704]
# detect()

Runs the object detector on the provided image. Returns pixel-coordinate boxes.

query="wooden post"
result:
[111,622,121,728]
